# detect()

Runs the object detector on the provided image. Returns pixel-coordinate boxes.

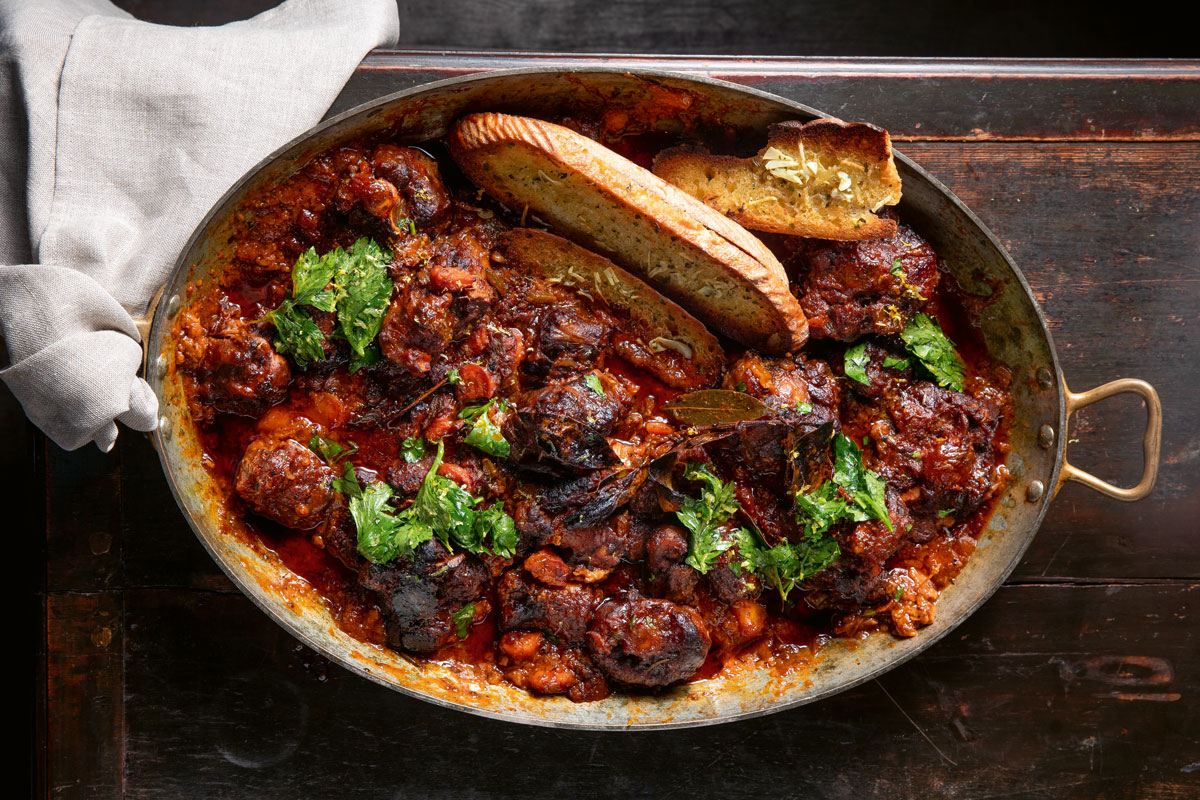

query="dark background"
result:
[111,0,1196,57]
[9,1,1197,798]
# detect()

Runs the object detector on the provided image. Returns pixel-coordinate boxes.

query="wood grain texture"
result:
[46,593,124,800]
[24,59,1200,800]
[119,584,1198,799]
[109,0,1198,58]
[334,54,1200,141]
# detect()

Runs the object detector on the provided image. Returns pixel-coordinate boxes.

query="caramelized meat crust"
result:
[234,437,335,530]
[791,223,939,341]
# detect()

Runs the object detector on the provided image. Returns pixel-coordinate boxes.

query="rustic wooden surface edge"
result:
[26,56,1200,799]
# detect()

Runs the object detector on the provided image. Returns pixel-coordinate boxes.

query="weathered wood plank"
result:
[118,433,233,591]
[332,53,1200,141]
[895,142,1200,580]
[44,440,124,592]
[119,583,1198,799]
[45,593,124,800]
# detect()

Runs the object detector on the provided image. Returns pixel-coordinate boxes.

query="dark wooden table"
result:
[26,55,1200,799]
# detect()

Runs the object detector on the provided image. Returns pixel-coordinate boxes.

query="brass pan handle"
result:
[1057,378,1162,501]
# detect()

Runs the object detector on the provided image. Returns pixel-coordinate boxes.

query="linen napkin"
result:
[0,0,399,451]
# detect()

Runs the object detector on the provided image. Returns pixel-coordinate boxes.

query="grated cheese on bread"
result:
[652,119,902,241]
[449,113,808,353]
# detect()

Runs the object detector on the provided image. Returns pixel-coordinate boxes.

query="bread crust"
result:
[449,113,808,352]
[502,228,725,388]
[653,118,902,241]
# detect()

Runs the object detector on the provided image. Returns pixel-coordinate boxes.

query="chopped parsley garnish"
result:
[452,602,475,639]
[400,437,427,463]
[843,342,871,386]
[882,355,911,370]
[459,399,510,458]
[447,368,461,386]
[937,508,955,518]
[266,238,393,371]
[899,313,966,392]
[794,431,892,546]
[894,587,906,601]
[349,440,517,564]
[741,533,841,603]
[677,463,740,574]
[309,435,362,496]
[797,401,814,415]
[584,373,606,397]
[734,381,748,393]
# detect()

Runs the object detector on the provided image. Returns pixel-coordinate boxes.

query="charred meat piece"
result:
[586,594,710,688]
[234,437,335,530]
[792,223,938,341]
[497,569,604,645]
[525,306,611,380]
[504,371,631,472]
[706,540,763,605]
[645,524,699,604]
[370,144,451,227]
[359,539,491,655]
[869,381,1003,515]
[177,311,290,417]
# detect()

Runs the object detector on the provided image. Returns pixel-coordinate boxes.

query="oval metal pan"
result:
[146,69,1065,729]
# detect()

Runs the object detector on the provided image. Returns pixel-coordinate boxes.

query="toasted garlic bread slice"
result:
[652,119,902,240]
[449,113,807,353]
[502,228,725,389]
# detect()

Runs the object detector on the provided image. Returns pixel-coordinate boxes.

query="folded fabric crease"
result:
[0,0,399,451]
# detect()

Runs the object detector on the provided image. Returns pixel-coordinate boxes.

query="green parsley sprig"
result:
[459,399,510,459]
[899,313,965,392]
[266,238,392,372]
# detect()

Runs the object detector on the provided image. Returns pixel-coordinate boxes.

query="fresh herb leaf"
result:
[844,342,871,386]
[308,436,361,496]
[459,399,510,459]
[894,587,905,601]
[267,300,327,367]
[890,258,903,276]
[351,440,516,564]
[678,463,739,574]
[755,536,841,602]
[478,502,518,559]
[793,432,892,558]
[351,481,434,564]
[334,239,393,361]
[349,343,382,374]
[882,355,911,370]
[937,508,955,518]
[333,461,362,498]
[734,381,748,393]
[900,313,966,392]
[267,238,393,369]
[400,437,427,463]
[309,435,356,464]
[447,368,461,386]
[452,602,475,639]
[584,373,606,397]
[797,401,814,415]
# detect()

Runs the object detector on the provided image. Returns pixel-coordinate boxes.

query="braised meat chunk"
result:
[586,595,710,688]
[177,311,290,418]
[792,223,938,341]
[234,436,335,530]
[497,568,604,645]
[505,371,632,472]
[868,381,1003,515]
[370,144,451,227]
[360,539,491,655]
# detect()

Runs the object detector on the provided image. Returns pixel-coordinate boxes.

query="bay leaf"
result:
[662,389,770,426]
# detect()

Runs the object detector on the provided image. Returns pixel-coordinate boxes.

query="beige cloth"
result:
[0,0,399,450]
